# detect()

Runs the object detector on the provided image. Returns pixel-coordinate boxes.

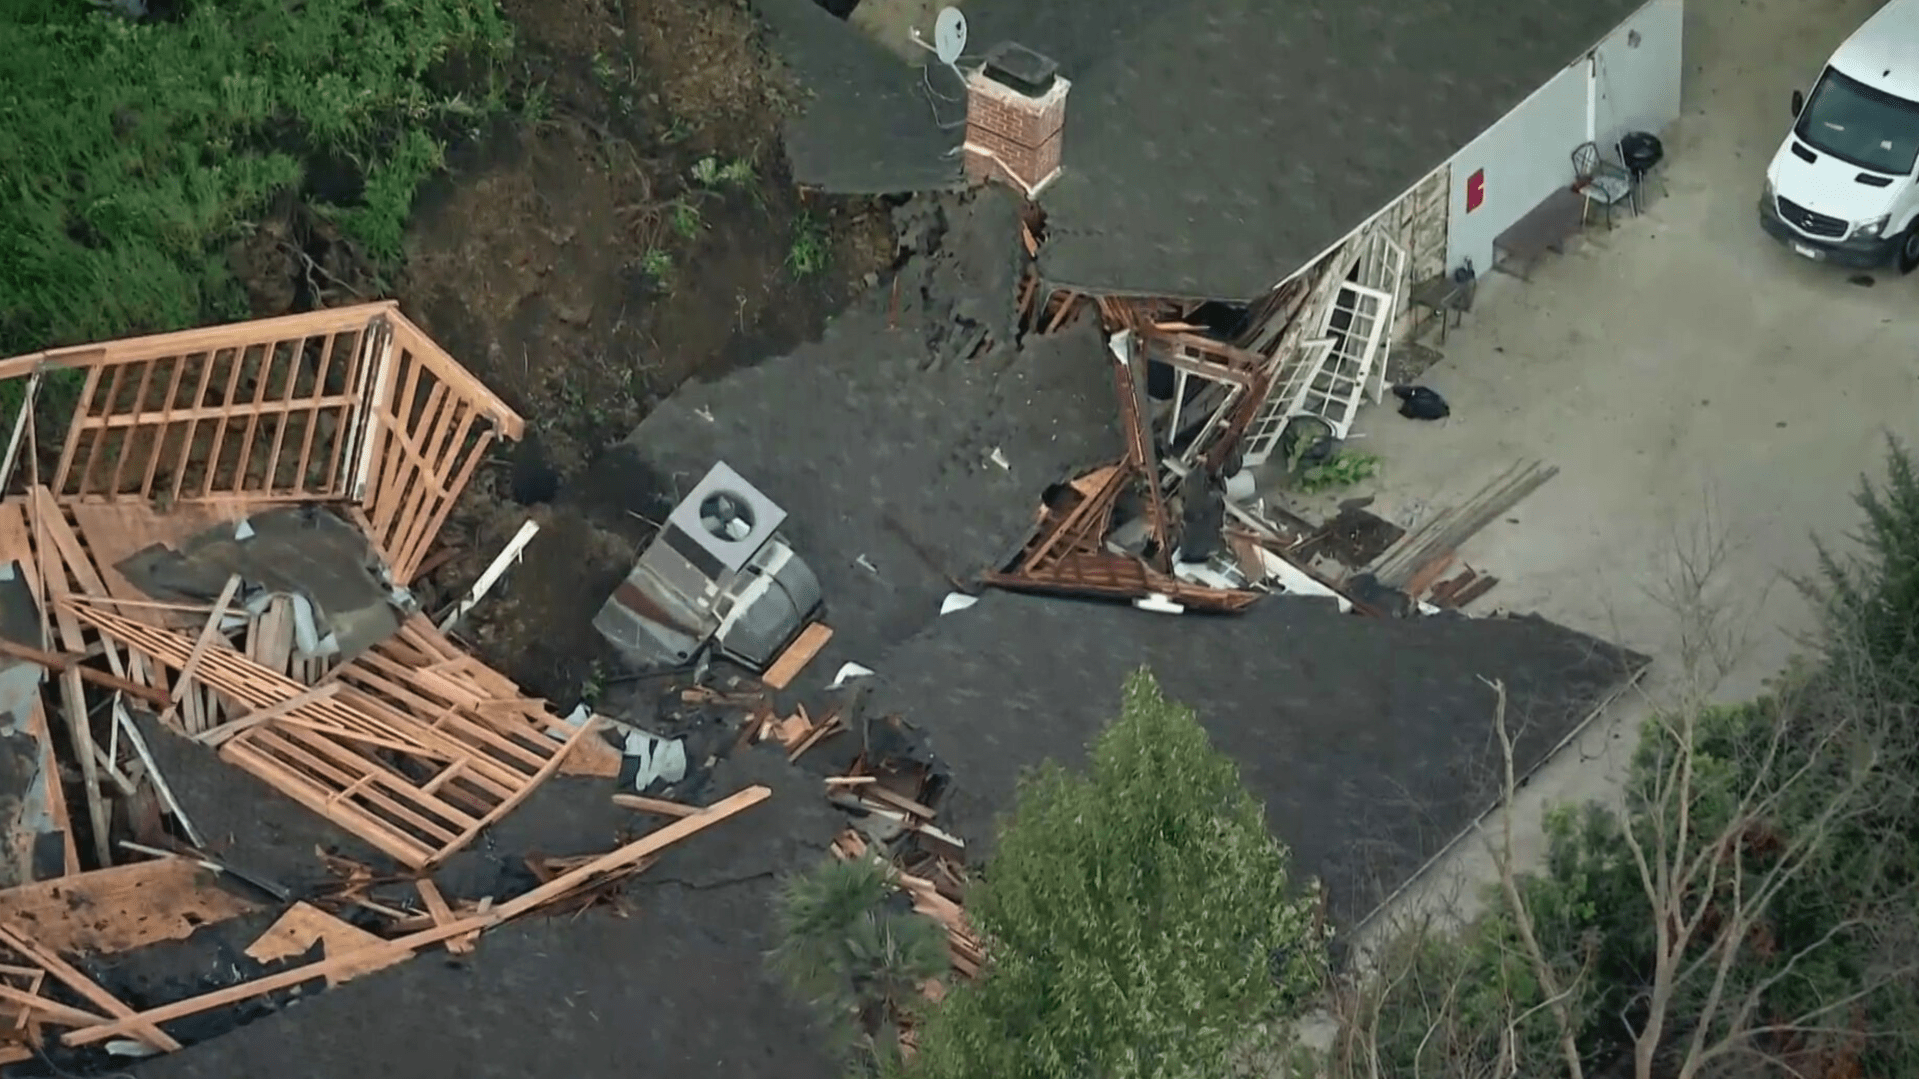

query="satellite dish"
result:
[933,7,967,65]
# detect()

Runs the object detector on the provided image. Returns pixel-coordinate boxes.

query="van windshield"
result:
[1796,67,1919,175]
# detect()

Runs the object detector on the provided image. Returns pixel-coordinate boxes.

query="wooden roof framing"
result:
[0,307,622,878]
[67,573,590,870]
[0,301,522,585]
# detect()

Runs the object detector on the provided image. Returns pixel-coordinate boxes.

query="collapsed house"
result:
[0,304,773,1064]
[603,189,1650,933]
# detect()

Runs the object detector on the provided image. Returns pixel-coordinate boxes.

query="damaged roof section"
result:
[751,0,967,194]
[864,589,1648,921]
[0,304,780,1064]
[0,303,577,874]
[768,0,1644,299]
[602,193,1125,668]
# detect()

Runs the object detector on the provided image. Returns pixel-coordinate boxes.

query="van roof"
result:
[1831,0,1919,101]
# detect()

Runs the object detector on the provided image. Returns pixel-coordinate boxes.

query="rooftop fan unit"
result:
[592,462,823,672]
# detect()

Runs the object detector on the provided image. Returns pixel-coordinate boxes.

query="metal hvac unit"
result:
[592,462,823,671]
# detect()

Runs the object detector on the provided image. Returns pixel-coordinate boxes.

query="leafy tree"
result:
[907,668,1327,1079]
[769,856,950,1063]
[1810,433,1919,699]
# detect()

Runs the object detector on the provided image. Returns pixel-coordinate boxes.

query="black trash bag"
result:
[1392,384,1451,421]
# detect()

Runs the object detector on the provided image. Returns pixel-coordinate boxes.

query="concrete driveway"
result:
[1346,0,1919,930]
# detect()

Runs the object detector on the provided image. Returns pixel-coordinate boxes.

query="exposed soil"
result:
[1298,503,1407,570]
[234,0,897,705]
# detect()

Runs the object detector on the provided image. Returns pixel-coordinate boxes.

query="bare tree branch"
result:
[1485,676,1587,1079]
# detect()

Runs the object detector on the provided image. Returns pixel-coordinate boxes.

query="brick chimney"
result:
[964,42,1069,196]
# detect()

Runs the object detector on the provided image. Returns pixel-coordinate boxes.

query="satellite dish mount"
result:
[909,7,971,130]
[910,6,968,76]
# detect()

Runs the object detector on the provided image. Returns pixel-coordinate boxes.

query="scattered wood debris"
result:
[786,710,845,763]
[1364,459,1555,609]
[0,308,787,1058]
[985,460,1261,613]
[830,830,983,980]
[47,787,770,1053]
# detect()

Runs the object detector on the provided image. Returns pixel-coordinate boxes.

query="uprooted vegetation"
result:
[0,0,516,355]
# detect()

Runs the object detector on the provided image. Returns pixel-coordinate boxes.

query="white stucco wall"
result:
[1444,60,1592,275]
[1592,0,1686,152]
[1260,0,1685,329]
[1441,0,1685,276]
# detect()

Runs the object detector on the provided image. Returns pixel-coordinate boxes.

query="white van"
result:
[1760,0,1919,271]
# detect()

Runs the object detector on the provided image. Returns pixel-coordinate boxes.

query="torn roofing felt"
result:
[596,194,1124,671]
[765,0,1646,299]
[116,506,404,662]
[751,0,966,193]
[865,590,1649,922]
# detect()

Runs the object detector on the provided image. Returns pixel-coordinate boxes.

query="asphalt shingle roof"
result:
[766,0,1651,298]
[868,590,1647,921]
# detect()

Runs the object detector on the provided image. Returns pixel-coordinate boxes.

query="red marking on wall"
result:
[1466,169,1486,213]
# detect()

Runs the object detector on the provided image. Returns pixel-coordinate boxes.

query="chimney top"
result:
[982,41,1059,96]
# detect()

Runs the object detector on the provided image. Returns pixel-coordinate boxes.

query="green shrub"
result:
[0,0,513,354]
[769,856,950,1061]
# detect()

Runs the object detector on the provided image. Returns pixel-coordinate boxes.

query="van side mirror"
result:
[1791,89,1805,116]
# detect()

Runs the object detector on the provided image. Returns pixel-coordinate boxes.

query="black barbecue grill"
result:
[1620,131,1665,194]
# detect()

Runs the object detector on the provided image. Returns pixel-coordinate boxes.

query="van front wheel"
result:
[1898,226,1919,274]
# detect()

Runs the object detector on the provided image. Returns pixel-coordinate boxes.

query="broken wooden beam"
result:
[0,638,170,707]
[864,785,937,820]
[172,573,242,706]
[497,786,771,921]
[760,622,833,691]
[1448,574,1500,609]
[0,922,181,1053]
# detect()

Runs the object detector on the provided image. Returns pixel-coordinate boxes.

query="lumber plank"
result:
[29,488,112,599]
[0,638,168,707]
[0,982,110,1028]
[0,501,41,597]
[0,304,395,381]
[172,573,242,703]
[496,786,770,920]
[197,681,342,747]
[759,622,833,691]
[0,922,180,1052]
[25,696,81,877]
[55,667,112,868]
[864,785,938,820]
[412,880,475,955]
